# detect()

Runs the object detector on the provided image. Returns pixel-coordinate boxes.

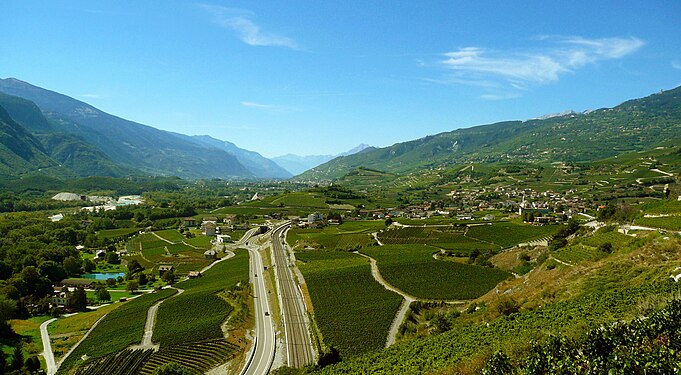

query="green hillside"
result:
[0,104,68,177]
[0,92,136,177]
[300,86,681,180]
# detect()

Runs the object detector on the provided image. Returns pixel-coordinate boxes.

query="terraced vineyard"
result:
[466,222,561,248]
[59,289,177,374]
[74,349,152,375]
[297,251,402,358]
[553,230,644,264]
[361,245,510,300]
[152,249,249,347]
[140,339,240,374]
[553,244,609,264]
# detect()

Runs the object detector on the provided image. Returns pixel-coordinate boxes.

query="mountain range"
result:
[299,86,681,180]
[0,78,292,180]
[271,143,373,175]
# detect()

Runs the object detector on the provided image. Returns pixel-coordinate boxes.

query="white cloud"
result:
[439,36,644,95]
[200,5,298,49]
[241,101,298,113]
[672,61,681,70]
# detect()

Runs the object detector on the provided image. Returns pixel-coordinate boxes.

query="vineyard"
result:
[72,338,240,374]
[377,226,498,252]
[154,229,186,242]
[288,221,383,250]
[553,230,644,264]
[361,245,511,300]
[297,250,402,358]
[314,281,681,374]
[270,192,329,208]
[152,249,249,347]
[58,288,178,374]
[466,222,561,248]
[125,231,212,274]
[634,215,681,230]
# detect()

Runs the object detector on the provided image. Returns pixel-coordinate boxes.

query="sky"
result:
[2,1,681,158]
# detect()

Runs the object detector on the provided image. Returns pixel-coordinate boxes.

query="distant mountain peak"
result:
[272,143,374,175]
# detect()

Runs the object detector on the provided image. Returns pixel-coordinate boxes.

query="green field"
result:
[154,229,185,242]
[634,215,681,231]
[126,232,212,274]
[361,245,510,300]
[378,226,498,253]
[288,221,385,250]
[59,289,177,373]
[152,249,249,347]
[638,199,681,215]
[271,192,328,208]
[553,230,645,264]
[96,227,142,240]
[297,251,402,358]
[466,222,561,248]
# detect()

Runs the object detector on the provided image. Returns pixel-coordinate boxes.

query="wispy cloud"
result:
[437,36,644,97]
[241,101,299,113]
[672,61,681,70]
[200,5,298,49]
[80,93,102,99]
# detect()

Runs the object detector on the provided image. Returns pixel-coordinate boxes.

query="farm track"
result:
[356,252,469,347]
[55,314,108,372]
[41,318,58,375]
[134,287,184,351]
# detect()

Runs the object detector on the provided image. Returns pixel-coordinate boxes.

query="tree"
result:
[126,280,139,293]
[161,269,176,285]
[25,356,40,372]
[95,285,111,302]
[127,259,144,276]
[138,272,148,286]
[10,346,23,371]
[106,278,117,288]
[385,217,394,226]
[38,260,67,283]
[82,258,95,273]
[152,362,196,375]
[71,287,87,310]
[105,251,120,265]
[63,256,82,276]
[0,295,17,337]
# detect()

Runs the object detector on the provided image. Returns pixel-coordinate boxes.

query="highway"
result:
[242,239,276,375]
[271,223,314,368]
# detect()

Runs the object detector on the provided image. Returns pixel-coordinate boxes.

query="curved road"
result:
[40,318,58,375]
[271,224,314,368]
[242,243,276,375]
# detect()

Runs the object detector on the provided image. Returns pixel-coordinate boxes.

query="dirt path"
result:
[152,232,174,244]
[132,287,184,351]
[354,252,415,347]
[372,232,384,246]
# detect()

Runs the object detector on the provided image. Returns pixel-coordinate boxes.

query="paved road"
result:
[40,318,58,375]
[271,223,314,368]
[242,243,276,375]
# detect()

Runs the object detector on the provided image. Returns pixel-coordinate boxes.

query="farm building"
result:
[158,264,174,275]
[188,271,202,278]
[183,217,197,227]
[308,212,324,223]
[60,279,96,289]
[203,222,217,236]
[204,250,217,260]
[216,234,231,244]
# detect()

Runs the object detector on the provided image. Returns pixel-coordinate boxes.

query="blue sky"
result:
[2,1,680,157]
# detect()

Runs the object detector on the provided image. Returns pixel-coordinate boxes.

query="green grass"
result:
[154,229,185,242]
[152,249,249,347]
[466,222,561,248]
[638,199,681,215]
[634,216,681,231]
[59,289,177,374]
[184,235,214,249]
[288,222,385,250]
[361,245,510,300]
[297,250,402,358]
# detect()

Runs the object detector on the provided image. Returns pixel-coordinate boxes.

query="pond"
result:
[82,272,126,280]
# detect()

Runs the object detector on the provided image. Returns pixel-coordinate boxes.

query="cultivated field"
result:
[361,244,510,300]
[296,251,402,358]
[466,222,561,248]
